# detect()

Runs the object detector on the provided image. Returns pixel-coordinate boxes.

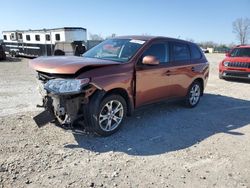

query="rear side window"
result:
[55,34,60,41]
[46,34,50,41]
[35,35,40,41]
[172,42,190,61]
[190,44,202,60]
[3,35,7,40]
[26,35,31,41]
[17,33,23,40]
[142,43,169,64]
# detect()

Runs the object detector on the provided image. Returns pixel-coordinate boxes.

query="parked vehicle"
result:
[30,36,209,136]
[200,47,209,53]
[2,27,87,57]
[219,45,250,80]
[54,41,86,56]
[0,44,6,60]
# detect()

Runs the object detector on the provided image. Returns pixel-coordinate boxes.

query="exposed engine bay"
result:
[34,71,97,130]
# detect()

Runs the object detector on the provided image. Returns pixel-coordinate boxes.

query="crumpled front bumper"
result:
[33,83,97,130]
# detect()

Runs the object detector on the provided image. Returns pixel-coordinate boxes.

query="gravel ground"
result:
[0,54,250,188]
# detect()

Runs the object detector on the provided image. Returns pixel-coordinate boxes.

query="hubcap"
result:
[189,84,201,106]
[99,100,124,132]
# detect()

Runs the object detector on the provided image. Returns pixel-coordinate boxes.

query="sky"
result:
[0,0,249,44]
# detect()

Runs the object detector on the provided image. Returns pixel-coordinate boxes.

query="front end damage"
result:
[33,72,98,131]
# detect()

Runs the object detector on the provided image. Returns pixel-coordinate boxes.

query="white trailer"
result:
[2,27,87,57]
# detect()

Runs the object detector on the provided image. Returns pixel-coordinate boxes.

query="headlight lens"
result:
[223,61,230,66]
[44,78,90,94]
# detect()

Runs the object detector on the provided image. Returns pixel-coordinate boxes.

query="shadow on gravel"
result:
[0,56,22,63]
[65,94,250,156]
[223,78,250,84]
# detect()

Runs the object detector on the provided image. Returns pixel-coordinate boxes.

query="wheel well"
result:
[103,88,133,116]
[194,78,204,95]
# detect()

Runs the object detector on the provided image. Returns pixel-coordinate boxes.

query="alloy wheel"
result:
[189,84,201,106]
[99,100,124,132]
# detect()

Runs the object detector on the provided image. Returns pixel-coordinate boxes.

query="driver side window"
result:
[142,43,169,64]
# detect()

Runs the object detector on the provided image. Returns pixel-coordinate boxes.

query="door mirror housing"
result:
[142,56,159,65]
[225,52,230,57]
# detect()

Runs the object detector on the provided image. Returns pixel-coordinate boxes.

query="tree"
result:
[185,38,195,42]
[232,18,250,45]
[198,41,218,48]
[89,33,104,40]
[105,33,117,39]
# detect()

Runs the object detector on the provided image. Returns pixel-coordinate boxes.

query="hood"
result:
[224,56,250,63]
[29,56,120,74]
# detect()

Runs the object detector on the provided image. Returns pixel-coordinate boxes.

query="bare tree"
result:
[232,18,250,45]
[185,38,195,42]
[198,41,218,48]
[105,33,117,39]
[89,33,104,41]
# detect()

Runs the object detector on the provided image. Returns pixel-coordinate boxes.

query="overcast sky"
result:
[0,0,250,44]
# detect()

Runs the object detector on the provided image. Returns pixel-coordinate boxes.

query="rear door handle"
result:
[191,67,195,72]
[165,70,171,76]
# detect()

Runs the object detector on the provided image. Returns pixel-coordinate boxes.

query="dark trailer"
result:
[2,27,87,57]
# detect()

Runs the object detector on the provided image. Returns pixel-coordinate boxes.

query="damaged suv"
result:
[30,36,209,136]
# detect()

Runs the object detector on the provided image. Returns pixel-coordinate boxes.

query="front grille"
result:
[228,62,250,68]
[37,72,55,83]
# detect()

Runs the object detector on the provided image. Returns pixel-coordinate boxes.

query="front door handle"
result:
[191,67,195,72]
[165,70,171,76]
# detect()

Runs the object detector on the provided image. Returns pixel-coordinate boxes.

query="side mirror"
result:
[142,55,159,65]
[225,52,230,57]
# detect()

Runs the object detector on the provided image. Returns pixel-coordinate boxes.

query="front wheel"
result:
[92,95,127,136]
[185,81,202,108]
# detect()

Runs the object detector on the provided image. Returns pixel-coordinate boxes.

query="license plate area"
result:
[33,110,55,127]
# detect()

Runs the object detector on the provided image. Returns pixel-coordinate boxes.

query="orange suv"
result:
[30,36,209,136]
[219,45,250,80]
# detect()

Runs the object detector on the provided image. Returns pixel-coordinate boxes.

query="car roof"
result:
[114,35,194,44]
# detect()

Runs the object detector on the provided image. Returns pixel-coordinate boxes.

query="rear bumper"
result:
[220,70,250,79]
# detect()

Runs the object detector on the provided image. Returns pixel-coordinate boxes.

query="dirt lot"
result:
[0,54,250,188]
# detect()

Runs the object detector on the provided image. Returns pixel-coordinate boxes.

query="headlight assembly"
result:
[44,78,90,95]
[223,61,230,67]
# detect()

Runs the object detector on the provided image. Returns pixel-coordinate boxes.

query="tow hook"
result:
[36,104,44,108]
[61,123,73,130]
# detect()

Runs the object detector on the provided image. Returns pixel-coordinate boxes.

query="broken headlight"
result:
[44,78,90,95]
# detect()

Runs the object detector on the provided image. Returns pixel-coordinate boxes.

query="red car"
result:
[219,45,250,80]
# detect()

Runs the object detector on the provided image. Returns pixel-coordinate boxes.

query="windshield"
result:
[83,39,145,62]
[230,48,250,57]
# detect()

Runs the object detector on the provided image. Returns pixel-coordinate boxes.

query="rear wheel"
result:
[54,49,65,56]
[185,81,202,108]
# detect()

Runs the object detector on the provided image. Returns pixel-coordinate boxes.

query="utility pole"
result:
[50,31,53,55]
[43,28,47,56]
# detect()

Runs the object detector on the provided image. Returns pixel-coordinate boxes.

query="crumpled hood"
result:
[29,56,120,74]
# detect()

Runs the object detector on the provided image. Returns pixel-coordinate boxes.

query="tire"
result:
[219,73,223,79]
[85,94,127,136]
[184,81,202,108]
[54,49,65,56]
[10,51,16,57]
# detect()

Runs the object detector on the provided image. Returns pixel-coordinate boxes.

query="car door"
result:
[135,42,173,107]
[168,42,193,97]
